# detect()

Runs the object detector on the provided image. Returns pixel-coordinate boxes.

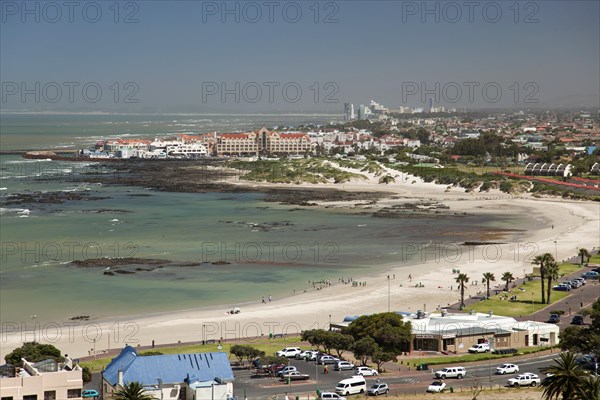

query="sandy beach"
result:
[1,167,598,361]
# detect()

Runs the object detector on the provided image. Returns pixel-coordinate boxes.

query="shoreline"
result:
[1,164,599,361]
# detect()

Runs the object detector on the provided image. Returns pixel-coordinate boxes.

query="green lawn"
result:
[404,346,553,368]
[81,336,306,372]
[468,263,584,317]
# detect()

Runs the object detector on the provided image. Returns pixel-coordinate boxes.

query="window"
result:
[23,396,37,400]
[2,397,14,400]
[44,391,56,400]
[67,389,81,398]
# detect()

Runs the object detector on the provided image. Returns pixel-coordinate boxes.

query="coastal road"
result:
[231,353,560,399]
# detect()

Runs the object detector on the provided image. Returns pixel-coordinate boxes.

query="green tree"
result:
[4,342,63,367]
[501,272,514,291]
[540,352,590,400]
[343,312,412,354]
[372,350,396,372]
[111,381,154,400]
[545,261,560,304]
[82,366,92,383]
[533,253,555,304]
[456,273,469,309]
[482,272,495,299]
[351,337,378,366]
[324,332,354,359]
[579,248,591,265]
[577,376,600,400]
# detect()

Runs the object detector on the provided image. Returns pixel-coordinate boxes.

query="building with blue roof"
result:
[102,346,234,400]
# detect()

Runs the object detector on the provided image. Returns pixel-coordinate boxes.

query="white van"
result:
[335,375,367,396]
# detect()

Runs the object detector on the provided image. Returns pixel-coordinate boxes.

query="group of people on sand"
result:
[261,295,272,303]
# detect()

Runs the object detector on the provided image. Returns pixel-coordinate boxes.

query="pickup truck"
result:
[507,373,541,387]
[280,371,310,381]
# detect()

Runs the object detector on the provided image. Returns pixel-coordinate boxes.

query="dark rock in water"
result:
[70,315,90,321]
[71,258,171,267]
[127,193,152,197]
[104,271,115,276]
[114,269,135,274]
[462,241,505,246]
[2,191,110,206]
[213,261,231,265]
[85,209,133,214]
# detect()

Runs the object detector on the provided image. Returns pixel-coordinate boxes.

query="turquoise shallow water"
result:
[0,115,531,326]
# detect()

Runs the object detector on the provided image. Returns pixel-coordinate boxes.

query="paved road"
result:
[231,353,560,399]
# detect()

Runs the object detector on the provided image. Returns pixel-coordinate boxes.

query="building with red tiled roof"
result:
[215,127,311,156]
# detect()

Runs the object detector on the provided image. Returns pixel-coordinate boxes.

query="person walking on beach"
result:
[268,295,272,302]
[408,274,412,282]
[262,296,265,304]
[151,340,155,349]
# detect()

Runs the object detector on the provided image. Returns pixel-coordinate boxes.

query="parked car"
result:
[426,381,447,393]
[574,277,586,285]
[82,390,100,398]
[548,314,561,323]
[335,376,367,396]
[280,371,310,381]
[569,280,582,288]
[507,373,541,387]
[276,347,302,358]
[296,350,314,359]
[572,315,585,325]
[553,283,571,291]
[318,355,340,365]
[277,366,298,376]
[468,343,490,353]
[434,367,466,379]
[355,366,379,376]
[582,271,599,279]
[320,392,346,400]
[495,363,519,375]
[367,383,389,396]
[334,361,355,371]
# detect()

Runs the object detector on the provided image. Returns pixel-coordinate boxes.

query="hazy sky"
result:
[1,0,599,113]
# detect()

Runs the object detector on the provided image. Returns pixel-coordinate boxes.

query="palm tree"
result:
[579,248,591,265]
[545,261,560,304]
[533,253,554,304]
[482,272,495,299]
[501,272,514,292]
[456,273,469,309]
[577,376,600,400]
[111,381,154,400]
[541,352,589,400]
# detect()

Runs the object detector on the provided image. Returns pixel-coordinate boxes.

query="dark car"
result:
[571,315,585,325]
[548,314,560,323]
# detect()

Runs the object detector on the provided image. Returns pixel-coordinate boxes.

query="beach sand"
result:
[2,167,598,361]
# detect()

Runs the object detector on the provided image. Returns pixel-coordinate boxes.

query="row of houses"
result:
[524,163,573,177]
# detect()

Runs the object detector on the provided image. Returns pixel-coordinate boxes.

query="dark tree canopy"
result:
[4,342,63,367]
[343,312,412,354]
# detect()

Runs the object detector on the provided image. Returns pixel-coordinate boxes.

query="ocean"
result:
[0,114,530,325]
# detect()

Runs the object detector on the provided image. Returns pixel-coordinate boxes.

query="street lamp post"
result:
[202,323,206,345]
[387,275,391,312]
[30,315,37,342]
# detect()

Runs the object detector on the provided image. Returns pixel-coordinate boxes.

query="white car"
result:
[507,373,541,387]
[468,343,490,353]
[276,347,302,358]
[495,363,519,375]
[426,381,447,393]
[296,350,314,359]
[355,366,379,376]
[320,392,346,400]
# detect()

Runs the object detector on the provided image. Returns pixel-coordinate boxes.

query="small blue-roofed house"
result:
[102,346,234,400]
